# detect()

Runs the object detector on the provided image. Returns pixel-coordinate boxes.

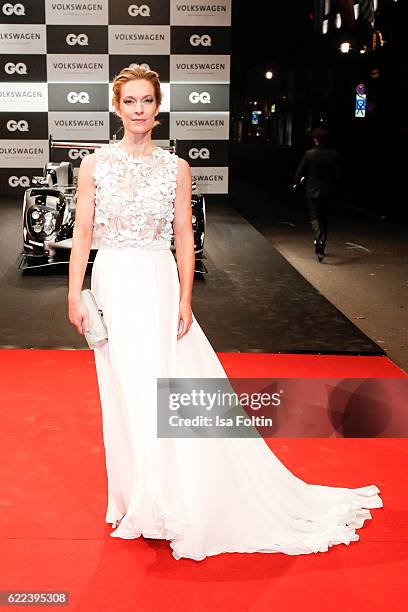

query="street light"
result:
[340,41,351,53]
[264,71,274,142]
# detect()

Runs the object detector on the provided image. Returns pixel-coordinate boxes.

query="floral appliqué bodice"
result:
[93,143,178,250]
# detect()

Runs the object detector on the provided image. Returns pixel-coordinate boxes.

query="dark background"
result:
[229,0,407,218]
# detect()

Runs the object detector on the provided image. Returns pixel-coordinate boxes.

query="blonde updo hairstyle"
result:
[112,64,162,128]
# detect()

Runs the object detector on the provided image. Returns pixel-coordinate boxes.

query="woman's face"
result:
[115,79,159,136]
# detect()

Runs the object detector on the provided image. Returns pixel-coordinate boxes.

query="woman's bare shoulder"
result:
[176,155,191,175]
[81,151,96,165]
[78,151,96,174]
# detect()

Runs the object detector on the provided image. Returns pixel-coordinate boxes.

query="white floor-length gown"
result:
[90,142,382,561]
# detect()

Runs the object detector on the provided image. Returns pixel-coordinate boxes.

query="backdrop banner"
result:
[0,0,231,196]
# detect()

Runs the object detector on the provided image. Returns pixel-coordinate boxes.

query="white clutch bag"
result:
[80,289,108,349]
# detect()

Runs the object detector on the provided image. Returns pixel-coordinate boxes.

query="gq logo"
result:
[68,148,90,160]
[128,4,150,16]
[189,91,211,104]
[6,119,29,132]
[8,175,30,188]
[66,33,89,46]
[189,148,210,160]
[189,34,211,47]
[129,62,150,70]
[4,62,27,75]
[67,91,90,104]
[2,3,25,15]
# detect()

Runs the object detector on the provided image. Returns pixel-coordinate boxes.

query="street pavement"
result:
[230,170,408,372]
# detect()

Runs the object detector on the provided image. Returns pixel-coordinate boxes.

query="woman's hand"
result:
[177,299,193,340]
[68,298,89,336]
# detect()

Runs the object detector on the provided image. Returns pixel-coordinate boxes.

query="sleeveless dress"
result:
[90,142,383,561]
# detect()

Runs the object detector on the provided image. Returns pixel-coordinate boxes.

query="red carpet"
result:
[0,350,406,611]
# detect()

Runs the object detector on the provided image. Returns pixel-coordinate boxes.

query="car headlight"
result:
[43,218,56,235]
[28,207,58,238]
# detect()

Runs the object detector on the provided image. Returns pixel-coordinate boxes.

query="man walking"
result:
[294,128,340,262]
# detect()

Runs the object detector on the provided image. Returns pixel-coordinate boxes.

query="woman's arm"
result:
[173,156,194,339]
[68,152,96,335]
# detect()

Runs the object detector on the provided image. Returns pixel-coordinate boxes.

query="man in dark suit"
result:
[294,128,340,262]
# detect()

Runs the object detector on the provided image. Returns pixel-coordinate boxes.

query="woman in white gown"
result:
[68,65,382,562]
